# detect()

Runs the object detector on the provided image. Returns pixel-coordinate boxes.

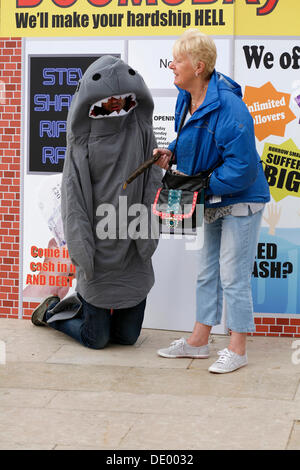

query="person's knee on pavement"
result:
[111,330,140,346]
[85,337,110,350]
[81,330,110,350]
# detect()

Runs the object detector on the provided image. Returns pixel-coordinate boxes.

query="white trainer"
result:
[208,348,248,373]
[157,337,210,359]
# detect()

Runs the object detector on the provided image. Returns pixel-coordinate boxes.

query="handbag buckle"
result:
[165,211,179,229]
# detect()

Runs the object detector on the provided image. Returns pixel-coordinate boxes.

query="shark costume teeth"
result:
[89,93,138,119]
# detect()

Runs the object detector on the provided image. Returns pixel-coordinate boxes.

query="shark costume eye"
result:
[128,69,136,76]
[92,73,101,81]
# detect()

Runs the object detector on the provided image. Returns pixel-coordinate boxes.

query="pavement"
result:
[0,318,300,450]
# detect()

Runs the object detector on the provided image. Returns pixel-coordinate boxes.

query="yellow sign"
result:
[0,0,299,38]
[262,139,300,202]
[235,0,300,36]
[0,0,234,37]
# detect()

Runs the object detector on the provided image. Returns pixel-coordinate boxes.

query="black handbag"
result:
[152,106,214,235]
[152,169,211,234]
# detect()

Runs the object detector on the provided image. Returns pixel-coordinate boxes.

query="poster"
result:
[234,39,300,315]
[28,55,104,173]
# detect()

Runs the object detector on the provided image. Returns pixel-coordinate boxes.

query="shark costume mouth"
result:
[89,93,138,119]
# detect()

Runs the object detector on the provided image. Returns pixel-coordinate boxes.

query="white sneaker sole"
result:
[208,362,248,373]
[157,351,210,359]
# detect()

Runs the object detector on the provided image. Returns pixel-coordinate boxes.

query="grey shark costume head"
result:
[61,56,162,310]
[68,55,154,137]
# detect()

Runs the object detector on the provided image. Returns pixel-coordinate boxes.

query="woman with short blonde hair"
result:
[155,29,270,374]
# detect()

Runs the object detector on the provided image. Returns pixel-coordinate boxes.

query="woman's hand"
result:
[153,148,172,170]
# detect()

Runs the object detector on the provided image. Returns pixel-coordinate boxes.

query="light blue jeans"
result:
[196,209,263,333]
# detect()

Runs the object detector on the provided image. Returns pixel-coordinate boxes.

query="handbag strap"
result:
[168,104,188,168]
[168,104,223,176]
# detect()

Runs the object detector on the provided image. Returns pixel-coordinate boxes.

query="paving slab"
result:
[0,407,136,449]
[118,401,297,450]
[0,362,128,392]
[46,342,193,369]
[287,421,300,450]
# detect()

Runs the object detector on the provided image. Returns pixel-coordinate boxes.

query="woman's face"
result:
[169,54,197,90]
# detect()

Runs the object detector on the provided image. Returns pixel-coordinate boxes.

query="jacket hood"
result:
[217,71,242,98]
[176,70,243,115]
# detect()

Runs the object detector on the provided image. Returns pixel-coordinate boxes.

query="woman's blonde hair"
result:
[173,29,217,78]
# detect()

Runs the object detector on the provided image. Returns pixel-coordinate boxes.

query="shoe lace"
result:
[215,348,233,364]
[170,338,185,349]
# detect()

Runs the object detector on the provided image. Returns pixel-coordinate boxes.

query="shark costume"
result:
[61,55,162,309]
[31,56,162,348]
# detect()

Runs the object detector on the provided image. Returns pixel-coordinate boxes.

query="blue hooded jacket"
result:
[168,70,270,208]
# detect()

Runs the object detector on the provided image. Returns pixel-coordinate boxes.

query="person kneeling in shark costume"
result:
[31,56,162,349]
